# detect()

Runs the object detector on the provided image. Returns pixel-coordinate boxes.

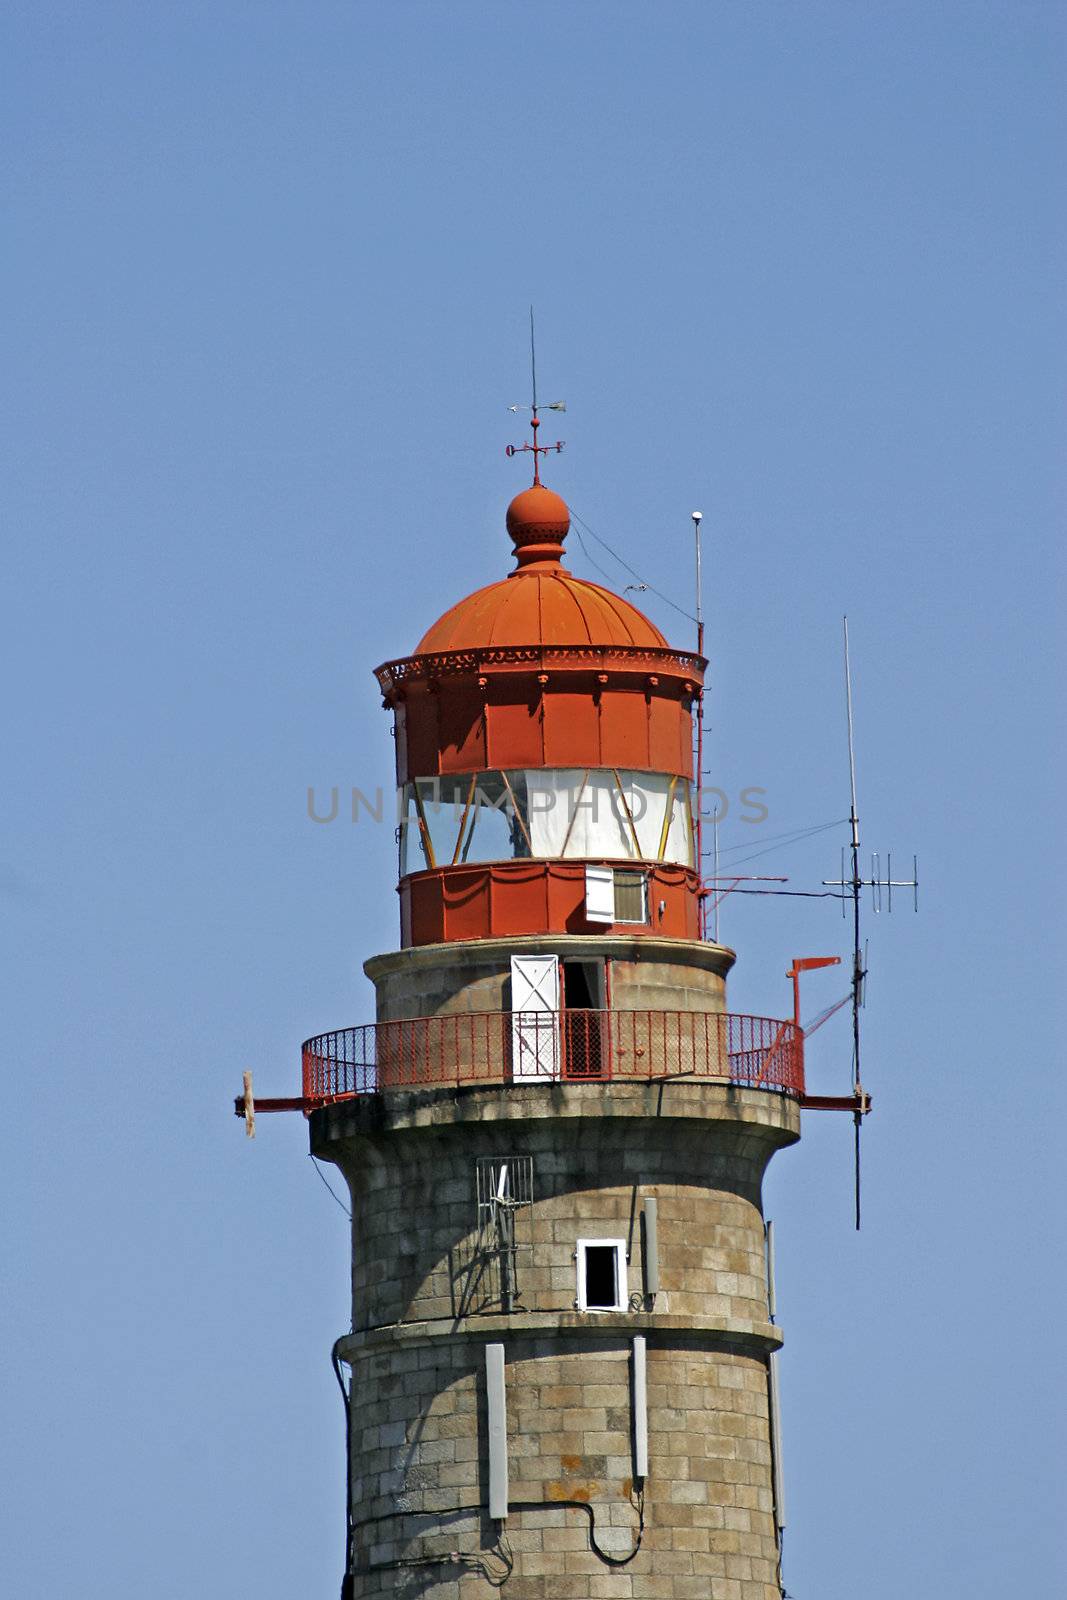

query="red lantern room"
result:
[375,478,706,947]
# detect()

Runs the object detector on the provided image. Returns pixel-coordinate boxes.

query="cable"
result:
[510,1491,645,1567]
[358,1547,512,1586]
[704,821,847,875]
[352,1516,513,1586]
[569,507,698,625]
[707,887,840,899]
[310,1154,352,1219]
[331,1343,354,1596]
[710,817,848,860]
[354,1491,643,1575]
[569,524,625,589]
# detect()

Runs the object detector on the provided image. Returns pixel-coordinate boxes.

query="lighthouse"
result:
[277,429,808,1598]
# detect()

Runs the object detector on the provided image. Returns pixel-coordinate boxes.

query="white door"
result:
[510,954,560,1081]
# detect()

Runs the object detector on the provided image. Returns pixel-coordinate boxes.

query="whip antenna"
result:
[506,309,565,483]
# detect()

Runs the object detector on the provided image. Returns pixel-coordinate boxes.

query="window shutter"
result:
[585,865,615,923]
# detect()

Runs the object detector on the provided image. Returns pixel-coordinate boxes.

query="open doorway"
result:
[561,959,608,1079]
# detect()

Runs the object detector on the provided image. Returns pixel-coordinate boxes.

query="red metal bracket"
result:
[800,1091,872,1114]
[787,955,841,1026]
[233,1095,310,1117]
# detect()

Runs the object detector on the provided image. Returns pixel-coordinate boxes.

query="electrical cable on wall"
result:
[310,1154,352,1219]
[331,1343,354,1596]
[352,1490,644,1575]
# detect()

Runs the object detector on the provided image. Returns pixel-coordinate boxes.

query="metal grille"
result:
[476,1155,534,1217]
[561,1010,608,1078]
[474,1157,533,1313]
[301,1008,804,1104]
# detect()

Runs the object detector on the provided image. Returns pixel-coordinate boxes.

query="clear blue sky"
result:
[3,4,1063,1596]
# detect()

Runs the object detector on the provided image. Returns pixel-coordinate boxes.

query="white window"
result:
[576,1238,628,1312]
[612,869,648,924]
[527,769,692,866]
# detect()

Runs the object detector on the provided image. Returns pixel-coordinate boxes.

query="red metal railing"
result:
[301,1009,804,1103]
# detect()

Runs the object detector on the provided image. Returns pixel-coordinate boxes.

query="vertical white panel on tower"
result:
[768,1349,786,1530]
[510,954,560,1080]
[632,1335,648,1480]
[642,1198,659,1298]
[764,1220,786,1531]
[485,1343,509,1519]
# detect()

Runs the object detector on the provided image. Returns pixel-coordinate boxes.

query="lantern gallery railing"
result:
[301,1009,804,1103]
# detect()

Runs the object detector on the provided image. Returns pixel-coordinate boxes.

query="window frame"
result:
[397,769,696,876]
[612,868,649,925]
[576,1237,628,1312]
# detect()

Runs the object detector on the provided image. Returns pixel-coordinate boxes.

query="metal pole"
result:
[764,1221,786,1531]
[693,511,705,937]
[843,617,864,1230]
[713,810,720,943]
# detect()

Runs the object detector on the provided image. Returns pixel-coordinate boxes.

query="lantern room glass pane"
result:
[398,770,695,873]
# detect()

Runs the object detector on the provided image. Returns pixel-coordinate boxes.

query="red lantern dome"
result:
[416,486,669,654]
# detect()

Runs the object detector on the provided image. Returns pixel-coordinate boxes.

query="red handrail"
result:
[301,1009,804,1104]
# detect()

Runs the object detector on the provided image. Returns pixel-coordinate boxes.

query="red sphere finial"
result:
[506,483,571,570]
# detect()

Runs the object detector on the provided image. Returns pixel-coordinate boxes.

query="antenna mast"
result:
[843,617,865,1229]
[815,623,916,1222]
[506,308,566,483]
[693,510,706,938]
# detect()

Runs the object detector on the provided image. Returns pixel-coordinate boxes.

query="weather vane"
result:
[506,306,565,484]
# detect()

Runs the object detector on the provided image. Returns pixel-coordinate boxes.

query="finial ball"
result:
[506,484,571,570]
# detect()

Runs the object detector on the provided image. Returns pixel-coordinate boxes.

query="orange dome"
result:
[413,483,669,654]
[415,569,669,652]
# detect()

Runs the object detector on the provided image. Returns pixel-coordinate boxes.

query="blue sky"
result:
[2,3,1064,1596]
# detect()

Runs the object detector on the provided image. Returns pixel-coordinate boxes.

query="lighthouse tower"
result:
[304,446,804,1599]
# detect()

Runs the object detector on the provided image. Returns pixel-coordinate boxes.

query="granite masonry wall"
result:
[364,934,734,1024]
[313,1079,797,1599]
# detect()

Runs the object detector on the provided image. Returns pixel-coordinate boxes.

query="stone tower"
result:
[301,463,805,1599]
